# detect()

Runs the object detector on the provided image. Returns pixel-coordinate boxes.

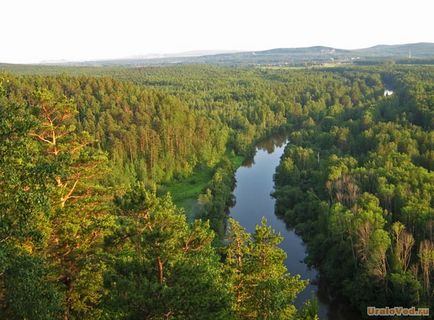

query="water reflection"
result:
[242,133,288,167]
[256,133,288,153]
[229,134,361,320]
[229,136,328,319]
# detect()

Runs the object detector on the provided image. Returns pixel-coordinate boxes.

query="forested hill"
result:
[354,43,434,57]
[0,64,433,319]
[2,42,432,67]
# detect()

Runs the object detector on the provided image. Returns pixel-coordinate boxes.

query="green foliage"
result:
[198,157,238,237]
[1,64,433,319]
[0,96,51,247]
[296,298,320,320]
[105,186,231,319]
[2,253,64,320]
[0,86,114,319]
[225,218,306,319]
[272,66,434,315]
[162,164,214,219]
[389,272,421,307]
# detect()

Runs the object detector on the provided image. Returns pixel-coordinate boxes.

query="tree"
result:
[105,185,231,319]
[29,89,113,319]
[0,85,63,318]
[353,194,390,282]
[2,253,64,320]
[418,240,434,296]
[225,218,307,320]
[389,272,421,307]
[391,222,415,272]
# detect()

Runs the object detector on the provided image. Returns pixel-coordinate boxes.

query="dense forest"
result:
[0,64,433,319]
[273,67,434,314]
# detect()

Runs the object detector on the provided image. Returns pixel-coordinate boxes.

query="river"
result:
[229,135,330,319]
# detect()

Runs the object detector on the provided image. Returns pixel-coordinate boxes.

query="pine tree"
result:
[104,185,231,319]
[225,218,307,320]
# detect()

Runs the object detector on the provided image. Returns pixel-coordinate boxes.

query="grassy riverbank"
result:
[162,151,244,220]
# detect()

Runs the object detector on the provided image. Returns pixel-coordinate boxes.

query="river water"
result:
[229,135,330,319]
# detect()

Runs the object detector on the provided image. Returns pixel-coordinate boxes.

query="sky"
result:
[1,0,433,63]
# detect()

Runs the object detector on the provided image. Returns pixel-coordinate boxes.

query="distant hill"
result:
[353,42,434,58]
[192,43,434,65]
[189,46,353,65]
[13,42,434,67]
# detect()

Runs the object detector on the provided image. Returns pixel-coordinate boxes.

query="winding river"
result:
[229,135,330,319]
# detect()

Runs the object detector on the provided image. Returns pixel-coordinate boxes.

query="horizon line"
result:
[1,41,433,65]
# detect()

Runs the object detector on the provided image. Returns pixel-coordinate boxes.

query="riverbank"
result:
[160,151,244,220]
[228,135,330,319]
[160,128,289,220]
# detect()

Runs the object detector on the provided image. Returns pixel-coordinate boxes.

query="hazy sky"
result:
[1,0,433,63]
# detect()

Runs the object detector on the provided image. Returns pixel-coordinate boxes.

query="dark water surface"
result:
[229,135,330,318]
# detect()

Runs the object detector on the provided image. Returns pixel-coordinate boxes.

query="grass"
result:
[166,166,214,203]
[163,151,244,220]
[163,165,214,220]
[227,151,244,169]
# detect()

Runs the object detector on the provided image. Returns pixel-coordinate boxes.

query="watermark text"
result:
[367,306,429,317]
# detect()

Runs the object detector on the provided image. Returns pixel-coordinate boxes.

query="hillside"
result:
[28,43,434,67]
[354,42,434,57]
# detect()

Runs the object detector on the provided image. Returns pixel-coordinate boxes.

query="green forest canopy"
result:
[0,64,433,319]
